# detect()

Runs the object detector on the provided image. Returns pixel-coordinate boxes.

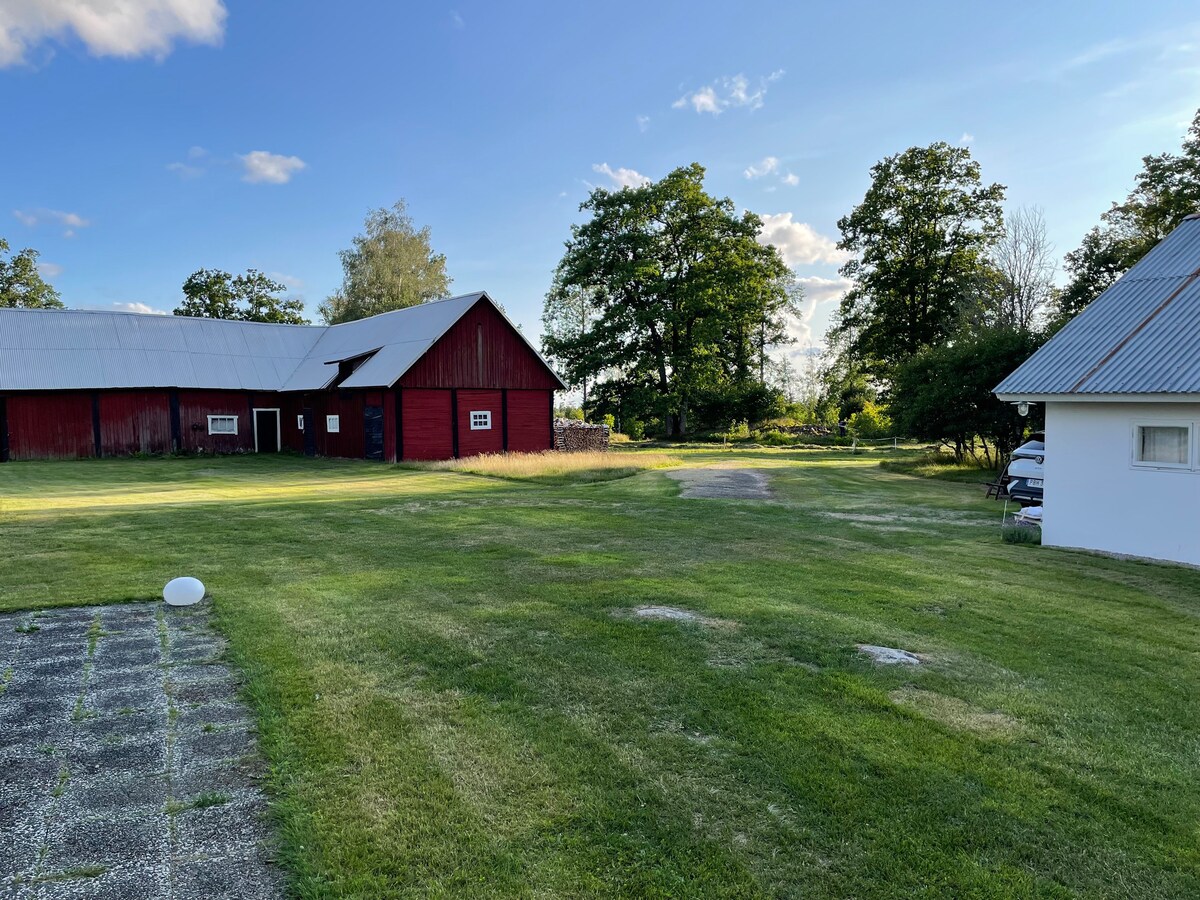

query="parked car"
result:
[1003,432,1044,505]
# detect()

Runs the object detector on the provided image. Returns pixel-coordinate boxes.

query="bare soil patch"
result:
[665,468,772,500]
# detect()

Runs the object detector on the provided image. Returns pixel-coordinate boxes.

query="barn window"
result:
[207,415,238,435]
[297,414,305,430]
[1132,423,1192,469]
[326,415,341,433]
[470,410,492,431]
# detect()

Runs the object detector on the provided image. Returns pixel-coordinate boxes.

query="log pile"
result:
[553,419,610,452]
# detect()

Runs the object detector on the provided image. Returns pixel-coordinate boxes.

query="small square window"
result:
[326,415,340,433]
[207,415,238,435]
[470,410,492,431]
[297,414,305,430]
[1133,424,1190,467]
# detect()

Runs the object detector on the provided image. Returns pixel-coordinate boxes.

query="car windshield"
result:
[1015,440,1045,453]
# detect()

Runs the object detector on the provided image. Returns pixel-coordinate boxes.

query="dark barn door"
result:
[254,409,280,453]
[302,408,316,456]
[364,405,384,460]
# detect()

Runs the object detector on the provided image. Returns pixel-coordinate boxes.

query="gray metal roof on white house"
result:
[0,291,562,392]
[995,215,1200,398]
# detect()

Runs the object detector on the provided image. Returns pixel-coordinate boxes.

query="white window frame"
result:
[470,410,492,431]
[326,415,341,433]
[252,408,281,453]
[207,415,238,436]
[1130,420,1196,472]
[297,414,305,430]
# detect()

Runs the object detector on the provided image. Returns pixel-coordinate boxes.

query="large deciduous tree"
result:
[544,164,798,436]
[174,269,309,324]
[0,238,63,308]
[830,143,1005,372]
[319,200,451,324]
[1054,109,1200,325]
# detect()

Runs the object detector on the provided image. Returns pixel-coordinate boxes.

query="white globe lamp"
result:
[163,576,206,607]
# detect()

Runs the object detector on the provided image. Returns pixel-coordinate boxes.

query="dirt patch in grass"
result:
[664,468,772,499]
[890,688,1022,738]
[618,606,739,629]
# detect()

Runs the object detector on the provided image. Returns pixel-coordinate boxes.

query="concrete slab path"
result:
[0,602,281,899]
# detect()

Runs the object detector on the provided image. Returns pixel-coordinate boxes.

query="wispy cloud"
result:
[783,275,854,347]
[757,213,848,266]
[239,150,307,184]
[636,114,651,132]
[592,163,651,189]
[673,69,784,115]
[744,156,779,179]
[110,302,169,315]
[451,10,465,28]
[0,0,227,68]
[959,132,975,145]
[36,261,63,278]
[781,172,799,187]
[13,208,90,237]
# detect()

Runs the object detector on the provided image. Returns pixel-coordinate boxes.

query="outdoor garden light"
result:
[1016,401,1030,416]
[163,576,205,606]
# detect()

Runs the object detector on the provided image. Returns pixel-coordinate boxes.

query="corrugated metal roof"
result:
[995,216,1200,397]
[0,291,564,392]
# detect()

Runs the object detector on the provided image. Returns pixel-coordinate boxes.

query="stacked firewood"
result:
[553,420,610,452]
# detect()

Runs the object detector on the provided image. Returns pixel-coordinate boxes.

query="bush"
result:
[848,400,892,439]
[721,420,750,441]
[625,419,646,440]
[602,413,616,430]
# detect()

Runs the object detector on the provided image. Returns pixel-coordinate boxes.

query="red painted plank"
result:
[177,391,254,453]
[506,390,552,453]
[6,393,93,460]
[456,389,503,457]
[401,389,453,460]
[400,300,561,390]
[100,391,171,455]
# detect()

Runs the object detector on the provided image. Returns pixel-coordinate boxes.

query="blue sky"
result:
[3,1,1199,354]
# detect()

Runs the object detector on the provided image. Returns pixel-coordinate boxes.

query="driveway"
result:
[0,602,281,899]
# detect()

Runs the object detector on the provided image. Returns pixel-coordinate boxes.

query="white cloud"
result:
[239,150,306,184]
[757,213,848,266]
[111,302,167,315]
[673,69,784,115]
[166,161,204,178]
[782,172,799,187]
[186,145,208,159]
[592,162,650,189]
[636,114,651,132]
[744,156,779,179]
[960,132,975,145]
[13,207,90,236]
[451,10,464,28]
[269,271,304,289]
[0,0,226,68]
[37,261,63,278]
[784,276,854,347]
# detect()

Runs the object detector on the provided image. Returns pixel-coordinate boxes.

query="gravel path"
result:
[0,602,281,899]
[664,467,773,500]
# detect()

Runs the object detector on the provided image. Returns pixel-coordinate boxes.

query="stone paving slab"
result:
[0,602,282,899]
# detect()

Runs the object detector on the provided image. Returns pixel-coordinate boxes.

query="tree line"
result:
[543,109,1200,454]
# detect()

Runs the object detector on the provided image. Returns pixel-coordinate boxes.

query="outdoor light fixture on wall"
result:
[1016,401,1031,417]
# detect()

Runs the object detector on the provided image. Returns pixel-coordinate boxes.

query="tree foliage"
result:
[1056,109,1200,324]
[174,269,309,324]
[0,238,63,309]
[320,200,451,324]
[889,328,1045,463]
[831,143,1005,372]
[543,164,799,436]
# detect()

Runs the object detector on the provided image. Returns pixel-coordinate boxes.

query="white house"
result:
[995,213,1200,567]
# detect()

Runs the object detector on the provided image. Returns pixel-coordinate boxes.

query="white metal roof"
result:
[995,215,1200,398]
[0,291,562,392]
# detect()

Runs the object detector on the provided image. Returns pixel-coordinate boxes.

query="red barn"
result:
[0,292,565,463]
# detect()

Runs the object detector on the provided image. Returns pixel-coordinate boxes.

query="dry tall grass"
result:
[419,450,680,482]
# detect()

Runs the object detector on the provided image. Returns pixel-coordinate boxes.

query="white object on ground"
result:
[858,644,921,665]
[163,576,205,606]
[1014,506,1043,521]
[635,606,700,622]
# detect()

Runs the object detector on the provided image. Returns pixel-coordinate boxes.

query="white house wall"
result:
[1045,401,1200,566]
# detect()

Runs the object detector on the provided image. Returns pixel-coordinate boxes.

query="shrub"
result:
[848,400,892,439]
[721,420,750,441]
[602,413,616,429]
[625,419,646,440]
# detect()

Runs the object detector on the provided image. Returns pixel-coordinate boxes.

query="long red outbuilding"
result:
[0,292,565,463]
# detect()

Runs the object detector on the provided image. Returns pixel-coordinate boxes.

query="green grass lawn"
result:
[3,449,1199,898]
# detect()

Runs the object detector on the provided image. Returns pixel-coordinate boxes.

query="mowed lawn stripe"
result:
[2,451,1199,897]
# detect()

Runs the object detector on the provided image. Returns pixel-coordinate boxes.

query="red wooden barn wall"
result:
[506,390,553,453]
[177,391,254,453]
[400,389,453,460]
[456,389,503,457]
[6,393,93,460]
[99,391,171,456]
[400,300,561,391]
